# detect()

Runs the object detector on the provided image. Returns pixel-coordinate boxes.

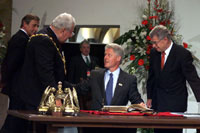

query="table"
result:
[8,110,200,133]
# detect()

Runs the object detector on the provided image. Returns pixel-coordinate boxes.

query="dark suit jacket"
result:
[67,55,99,84]
[78,68,143,110]
[16,27,69,109]
[1,30,29,96]
[147,43,200,112]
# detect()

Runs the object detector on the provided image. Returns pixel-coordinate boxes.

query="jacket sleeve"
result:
[181,49,200,102]
[146,49,156,99]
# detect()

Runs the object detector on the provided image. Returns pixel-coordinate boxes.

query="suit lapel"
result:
[19,30,29,40]
[154,50,162,72]
[98,69,107,106]
[162,43,176,71]
[111,69,125,104]
[80,55,89,68]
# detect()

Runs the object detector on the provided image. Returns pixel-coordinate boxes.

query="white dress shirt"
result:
[163,41,173,64]
[104,68,120,97]
[81,54,91,64]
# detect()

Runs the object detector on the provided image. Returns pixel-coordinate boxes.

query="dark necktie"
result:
[85,56,90,66]
[106,73,113,105]
[161,51,166,69]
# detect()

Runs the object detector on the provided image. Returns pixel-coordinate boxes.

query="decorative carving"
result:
[38,81,80,115]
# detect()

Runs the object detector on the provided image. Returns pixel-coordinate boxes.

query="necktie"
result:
[106,73,113,105]
[85,56,90,66]
[161,51,166,69]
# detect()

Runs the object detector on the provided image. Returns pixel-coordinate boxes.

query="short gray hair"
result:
[149,25,171,40]
[51,12,76,31]
[105,43,124,64]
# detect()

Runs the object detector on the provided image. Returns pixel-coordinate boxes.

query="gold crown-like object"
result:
[38,81,80,115]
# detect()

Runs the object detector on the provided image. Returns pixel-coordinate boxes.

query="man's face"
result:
[104,48,121,72]
[151,35,168,52]
[23,20,39,36]
[80,43,90,56]
[59,24,74,43]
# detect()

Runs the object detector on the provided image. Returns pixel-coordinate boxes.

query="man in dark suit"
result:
[68,39,99,110]
[2,13,76,133]
[0,14,39,133]
[1,14,40,97]
[146,25,200,133]
[17,12,76,110]
[68,39,99,84]
[77,43,145,133]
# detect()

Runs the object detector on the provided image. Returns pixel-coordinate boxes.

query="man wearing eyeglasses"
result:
[15,12,76,110]
[146,25,200,133]
[10,12,77,133]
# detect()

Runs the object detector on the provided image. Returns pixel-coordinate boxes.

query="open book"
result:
[101,104,153,113]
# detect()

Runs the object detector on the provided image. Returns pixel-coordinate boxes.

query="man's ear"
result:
[22,21,28,29]
[117,56,121,62]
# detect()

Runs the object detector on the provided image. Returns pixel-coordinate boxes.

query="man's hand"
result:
[139,102,146,108]
[146,99,152,108]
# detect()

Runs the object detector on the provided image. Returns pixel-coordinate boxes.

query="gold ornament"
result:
[38,81,80,115]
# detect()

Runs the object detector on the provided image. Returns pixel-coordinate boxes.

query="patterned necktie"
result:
[106,73,113,105]
[161,51,166,69]
[85,56,90,66]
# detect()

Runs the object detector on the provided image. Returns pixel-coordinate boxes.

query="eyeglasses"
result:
[64,29,75,36]
[150,39,162,45]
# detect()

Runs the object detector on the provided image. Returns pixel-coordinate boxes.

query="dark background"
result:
[62,42,106,71]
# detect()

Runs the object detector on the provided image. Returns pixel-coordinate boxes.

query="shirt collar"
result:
[81,54,90,58]
[165,41,173,56]
[106,67,120,77]
[20,28,29,36]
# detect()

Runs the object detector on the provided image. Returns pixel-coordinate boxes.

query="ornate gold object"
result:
[38,81,80,115]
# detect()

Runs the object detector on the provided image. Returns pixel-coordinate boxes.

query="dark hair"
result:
[20,14,40,28]
[80,39,90,48]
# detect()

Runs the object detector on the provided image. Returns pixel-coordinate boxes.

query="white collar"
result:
[20,28,29,36]
[164,41,173,56]
[81,54,89,58]
[106,67,120,77]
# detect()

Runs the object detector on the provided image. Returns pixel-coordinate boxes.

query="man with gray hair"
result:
[146,25,200,133]
[15,12,75,110]
[77,43,144,133]
[9,12,76,133]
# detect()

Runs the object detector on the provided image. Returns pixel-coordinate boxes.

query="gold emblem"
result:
[38,81,79,115]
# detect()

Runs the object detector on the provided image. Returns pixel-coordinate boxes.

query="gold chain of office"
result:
[29,34,67,75]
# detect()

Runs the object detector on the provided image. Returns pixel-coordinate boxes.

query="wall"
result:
[12,0,200,57]
[175,0,200,59]
[12,0,145,35]
[0,0,12,46]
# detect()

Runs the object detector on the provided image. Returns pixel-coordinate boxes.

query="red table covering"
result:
[80,110,183,117]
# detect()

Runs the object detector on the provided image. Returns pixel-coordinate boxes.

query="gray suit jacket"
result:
[78,68,143,110]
